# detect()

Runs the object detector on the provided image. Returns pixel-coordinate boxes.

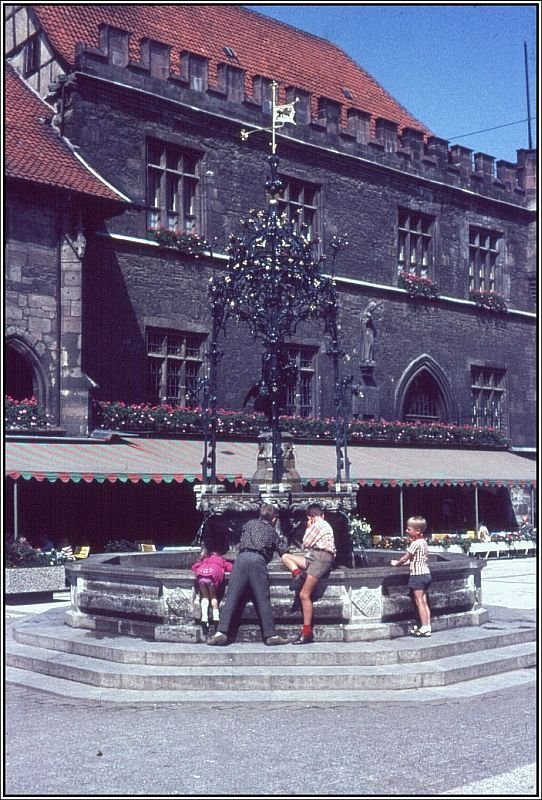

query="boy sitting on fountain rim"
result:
[281,502,336,644]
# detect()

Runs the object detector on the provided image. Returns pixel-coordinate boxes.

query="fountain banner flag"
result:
[273,102,296,128]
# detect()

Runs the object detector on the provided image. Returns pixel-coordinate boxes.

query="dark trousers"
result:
[217,551,276,640]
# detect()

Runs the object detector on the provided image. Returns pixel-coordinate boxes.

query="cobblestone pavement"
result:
[4,558,538,797]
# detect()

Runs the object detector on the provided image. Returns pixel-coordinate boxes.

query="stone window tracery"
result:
[277,178,319,243]
[471,366,506,430]
[146,328,205,407]
[284,345,318,418]
[468,226,501,292]
[147,140,201,234]
[397,209,434,278]
[403,371,445,423]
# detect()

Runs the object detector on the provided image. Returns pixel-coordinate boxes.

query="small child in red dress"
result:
[191,550,233,629]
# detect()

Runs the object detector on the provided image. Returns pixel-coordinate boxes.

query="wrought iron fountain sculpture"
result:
[204,151,344,486]
[200,79,352,491]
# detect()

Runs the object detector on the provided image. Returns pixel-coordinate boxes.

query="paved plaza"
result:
[4,558,538,797]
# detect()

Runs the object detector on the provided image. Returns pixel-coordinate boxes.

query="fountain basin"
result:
[64,548,487,642]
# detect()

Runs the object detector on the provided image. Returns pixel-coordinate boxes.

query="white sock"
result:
[200,598,209,620]
[419,625,431,632]
[212,608,220,621]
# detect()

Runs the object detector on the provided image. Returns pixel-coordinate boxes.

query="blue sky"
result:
[246,3,538,164]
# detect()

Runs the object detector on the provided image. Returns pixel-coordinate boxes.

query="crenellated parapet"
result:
[60,23,536,206]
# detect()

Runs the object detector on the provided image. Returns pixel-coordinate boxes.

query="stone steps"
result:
[5,608,536,702]
[6,665,536,705]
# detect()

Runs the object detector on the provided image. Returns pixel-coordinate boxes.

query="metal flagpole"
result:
[524,41,533,150]
[271,81,277,154]
[14,480,19,539]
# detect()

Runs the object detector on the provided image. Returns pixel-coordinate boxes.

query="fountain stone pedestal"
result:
[64,547,487,643]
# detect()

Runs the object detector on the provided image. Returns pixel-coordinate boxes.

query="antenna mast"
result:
[524,41,533,150]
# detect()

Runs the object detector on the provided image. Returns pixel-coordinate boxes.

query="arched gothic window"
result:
[403,371,446,423]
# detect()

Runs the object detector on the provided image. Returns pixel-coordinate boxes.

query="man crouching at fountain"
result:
[207,504,290,646]
[281,503,336,644]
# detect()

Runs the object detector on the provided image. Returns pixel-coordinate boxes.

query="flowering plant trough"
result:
[469,288,507,312]
[148,226,210,256]
[5,396,52,430]
[93,401,510,448]
[398,271,439,299]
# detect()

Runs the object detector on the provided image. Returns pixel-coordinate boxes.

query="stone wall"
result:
[64,549,487,643]
[4,37,536,449]
[5,185,94,435]
[6,566,66,595]
[54,66,536,447]
[5,187,60,421]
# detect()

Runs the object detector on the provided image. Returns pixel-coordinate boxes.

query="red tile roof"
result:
[30,4,431,137]
[5,63,127,201]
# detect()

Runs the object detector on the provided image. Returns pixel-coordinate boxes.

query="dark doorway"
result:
[5,346,34,400]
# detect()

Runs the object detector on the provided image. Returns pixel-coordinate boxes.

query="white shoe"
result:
[411,627,431,637]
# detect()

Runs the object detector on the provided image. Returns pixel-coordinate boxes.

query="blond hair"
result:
[407,516,427,533]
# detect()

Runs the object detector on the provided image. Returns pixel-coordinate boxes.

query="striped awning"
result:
[4,437,246,485]
[297,444,536,488]
[4,437,536,488]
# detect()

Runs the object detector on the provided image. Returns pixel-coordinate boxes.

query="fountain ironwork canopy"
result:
[202,86,350,486]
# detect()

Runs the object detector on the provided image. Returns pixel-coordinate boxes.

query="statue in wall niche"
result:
[360,300,383,364]
[66,230,86,260]
[73,231,87,259]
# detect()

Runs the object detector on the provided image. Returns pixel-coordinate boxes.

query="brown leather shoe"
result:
[292,632,314,645]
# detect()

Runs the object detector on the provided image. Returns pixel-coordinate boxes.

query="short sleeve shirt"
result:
[407,538,430,575]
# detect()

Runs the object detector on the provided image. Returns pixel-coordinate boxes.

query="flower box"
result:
[4,396,52,430]
[92,401,511,448]
[148,227,210,256]
[398,271,439,299]
[5,566,66,595]
[469,289,507,312]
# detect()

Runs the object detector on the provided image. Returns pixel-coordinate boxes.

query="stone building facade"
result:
[5,4,535,450]
[5,59,126,436]
[4,6,536,543]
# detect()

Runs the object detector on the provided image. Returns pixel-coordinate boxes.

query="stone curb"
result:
[5,664,535,705]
